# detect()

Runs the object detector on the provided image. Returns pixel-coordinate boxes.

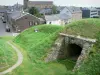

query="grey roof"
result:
[57,6,66,11]
[8,11,28,20]
[45,14,60,21]
[67,6,82,13]
[29,1,53,5]
[8,11,39,21]
[45,14,70,21]
[82,7,98,11]
[40,8,52,14]
[0,9,6,13]
[0,6,7,13]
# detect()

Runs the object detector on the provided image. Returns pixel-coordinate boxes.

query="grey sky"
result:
[0,0,100,7]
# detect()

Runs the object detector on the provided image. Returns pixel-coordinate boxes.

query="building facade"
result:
[60,7,82,23]
[24,0,53,9]
[82,7,99,18]
[7,11,40,32]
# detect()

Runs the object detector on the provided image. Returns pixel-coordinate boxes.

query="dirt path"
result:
[0,41,23,75]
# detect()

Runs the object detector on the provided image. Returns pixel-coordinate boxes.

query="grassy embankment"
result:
[5,18,100,75]
[5,25,75,75]
[64,18,100,75]
[0,37,17,72]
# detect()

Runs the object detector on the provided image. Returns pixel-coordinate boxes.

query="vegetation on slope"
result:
[65,19,100,38]
[0,37,17,72]
[6,18,100,75]
[65,19,100,75]
[7,25,74,75]
[14,25,63,62]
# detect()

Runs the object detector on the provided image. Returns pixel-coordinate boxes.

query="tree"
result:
[29,7,39,15]
[52,5,57,14]
[29,7,44,18]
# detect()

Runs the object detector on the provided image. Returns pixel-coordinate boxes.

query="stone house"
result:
[24,0,53,9]
[7,11,40,32]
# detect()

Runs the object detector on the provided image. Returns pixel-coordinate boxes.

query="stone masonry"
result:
[45,33,96,70]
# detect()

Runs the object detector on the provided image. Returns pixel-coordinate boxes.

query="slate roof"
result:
[40,8,52,14]
[0,6,7,13]
[57,6,82,13]
[29,1,53,5]
[82,7,97,11]
[8,11,39,21]
[45,14,70,21]
[67,6,82,13]
[45,14,60,21]
[57,6,66,12]
[8,11,29,20]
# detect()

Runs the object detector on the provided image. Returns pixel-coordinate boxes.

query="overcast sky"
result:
[0,0,100,7]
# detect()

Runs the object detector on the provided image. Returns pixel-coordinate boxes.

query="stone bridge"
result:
[45,33,96,70]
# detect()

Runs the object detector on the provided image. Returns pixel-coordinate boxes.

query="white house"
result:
[45,14,65,25]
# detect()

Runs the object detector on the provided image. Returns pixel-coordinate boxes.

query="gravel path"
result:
[0,41,23,75]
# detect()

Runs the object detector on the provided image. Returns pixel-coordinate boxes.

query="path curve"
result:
[0,41,23,75]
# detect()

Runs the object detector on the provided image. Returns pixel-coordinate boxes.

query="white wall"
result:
[46,20,63,25]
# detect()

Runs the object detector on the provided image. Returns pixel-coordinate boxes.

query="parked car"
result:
[1,17,6,23]
[6,25,10,32]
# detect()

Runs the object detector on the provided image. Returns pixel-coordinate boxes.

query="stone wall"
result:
[45,33,96,70]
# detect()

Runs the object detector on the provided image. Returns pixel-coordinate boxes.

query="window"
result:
[29,21,33,26]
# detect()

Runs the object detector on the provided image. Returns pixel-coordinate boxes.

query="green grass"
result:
[0,37,17,72]
[64,18,100,75]
[14,25,64,62]
[5,25,73,75]
[5,19,100,75]
[65,18,100,38]
[5,41,68,75]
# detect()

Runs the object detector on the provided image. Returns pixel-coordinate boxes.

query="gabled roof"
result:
[66,6,82,13]
[8,11,39,21]
[45,14,60,21]
[57,6,82,13]
[45,14,70,21]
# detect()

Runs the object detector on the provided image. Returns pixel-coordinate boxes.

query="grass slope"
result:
[65,19,100,38]
[0,37,17,72]
[6,25,73,75]
[6,18,100,75]
[65,19,100,75]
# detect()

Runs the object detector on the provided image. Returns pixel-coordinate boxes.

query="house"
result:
[82,7,99,18]
[24,0,53,9]
[60,6,82,22]
[7,11,40,32]
[45,14,67,25]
